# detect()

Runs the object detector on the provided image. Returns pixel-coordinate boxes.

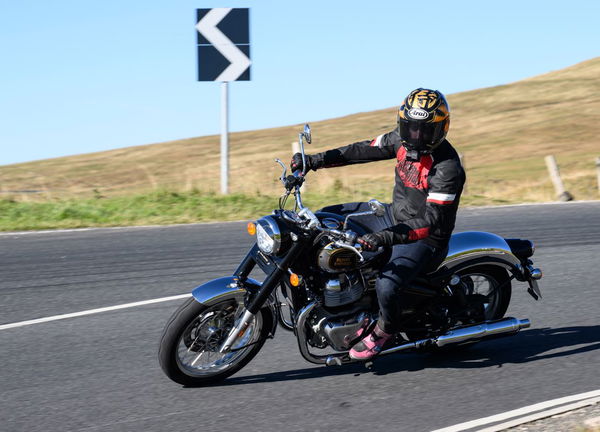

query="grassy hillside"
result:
[1,57,599,215]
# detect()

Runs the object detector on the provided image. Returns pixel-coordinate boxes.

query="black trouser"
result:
[376,241,447,334]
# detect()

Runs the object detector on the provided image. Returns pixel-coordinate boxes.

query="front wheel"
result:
[158,298,271,386]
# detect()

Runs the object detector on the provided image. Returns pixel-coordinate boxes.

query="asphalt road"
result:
[1,201,599,432]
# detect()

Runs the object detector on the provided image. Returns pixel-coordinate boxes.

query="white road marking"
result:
[431,389,600,432]
[477,396,600,432]
[0,220,248,236]
[0,293,192,331]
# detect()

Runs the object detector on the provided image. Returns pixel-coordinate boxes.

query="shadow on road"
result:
[205,325,600,386]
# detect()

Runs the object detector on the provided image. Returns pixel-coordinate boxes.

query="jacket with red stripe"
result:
[310,129,465,248]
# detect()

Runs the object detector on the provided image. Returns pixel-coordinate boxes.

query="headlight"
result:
[256,216,283,255]
[256,223,276,254]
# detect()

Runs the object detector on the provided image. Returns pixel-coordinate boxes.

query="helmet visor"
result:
[399,119,447,151]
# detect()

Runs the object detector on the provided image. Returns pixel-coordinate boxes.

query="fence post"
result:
[458,153,467,193]
[596,157,600,195]
[544,155,573,201]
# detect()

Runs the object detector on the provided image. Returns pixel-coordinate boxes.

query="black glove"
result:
[357,233,385,252]
[290,153,316,173]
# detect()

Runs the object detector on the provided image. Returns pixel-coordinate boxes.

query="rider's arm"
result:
[310,132,398,169]
[376,159,465,245]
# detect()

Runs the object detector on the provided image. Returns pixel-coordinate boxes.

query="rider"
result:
[290,88,466,361]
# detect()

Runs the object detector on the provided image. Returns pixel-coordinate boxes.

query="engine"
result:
[317,243,366,307]
[306,301,375,351]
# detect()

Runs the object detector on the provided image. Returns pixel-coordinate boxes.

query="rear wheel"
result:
[457,265,512,321]
[158,298,271,386]
[422,265,512,353]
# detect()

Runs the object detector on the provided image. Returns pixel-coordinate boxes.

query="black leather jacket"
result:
[310,129,466,248]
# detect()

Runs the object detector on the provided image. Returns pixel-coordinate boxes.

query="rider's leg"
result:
[375,241,438,334]
[349,241,438,361]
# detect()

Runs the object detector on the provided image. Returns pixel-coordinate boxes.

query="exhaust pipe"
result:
[380,317,530,357]
[299,305,531,366]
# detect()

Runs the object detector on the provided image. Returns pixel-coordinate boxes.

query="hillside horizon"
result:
[2,56,599,205]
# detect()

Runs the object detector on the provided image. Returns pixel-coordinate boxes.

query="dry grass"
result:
[1,57,599,206]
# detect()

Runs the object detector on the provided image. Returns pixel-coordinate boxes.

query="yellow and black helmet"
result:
[397,88,450,152]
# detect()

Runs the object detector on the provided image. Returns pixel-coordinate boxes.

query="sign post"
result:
[196,8,251,194]
[220,82,228,194]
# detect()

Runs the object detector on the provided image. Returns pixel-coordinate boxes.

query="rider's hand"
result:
[357,233,384,251]
[290,153,316,173]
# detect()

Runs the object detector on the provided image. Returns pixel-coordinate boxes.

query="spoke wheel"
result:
[457,265,512,321]
[159,298,272,386]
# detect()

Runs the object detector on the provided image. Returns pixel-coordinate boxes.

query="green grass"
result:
[1,57,599,230]
[0,178,570,232]
[0,188,394,231]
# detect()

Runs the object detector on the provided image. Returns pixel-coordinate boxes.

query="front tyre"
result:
[158,298,271,386]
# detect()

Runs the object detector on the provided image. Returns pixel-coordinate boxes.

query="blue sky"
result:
[1,0,598,165]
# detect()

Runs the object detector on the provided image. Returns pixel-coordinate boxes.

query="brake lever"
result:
[275,159,287,185]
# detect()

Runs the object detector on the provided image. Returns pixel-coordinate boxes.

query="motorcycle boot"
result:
[349,323,392,361]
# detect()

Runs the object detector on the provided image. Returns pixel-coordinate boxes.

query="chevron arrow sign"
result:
[196,8,251,82]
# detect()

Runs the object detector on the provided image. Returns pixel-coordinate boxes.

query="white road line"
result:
[477,396,600,432]
[0,220,248,236]
[430,389,600,432]
[0,293,192,331]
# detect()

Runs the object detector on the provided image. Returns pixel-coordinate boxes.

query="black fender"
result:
[191,276,279,337]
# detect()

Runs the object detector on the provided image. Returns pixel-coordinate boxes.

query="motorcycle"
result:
[158,124,543,386]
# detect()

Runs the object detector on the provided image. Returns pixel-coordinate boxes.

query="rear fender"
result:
[434,232,525,279]
[191,276,278,336]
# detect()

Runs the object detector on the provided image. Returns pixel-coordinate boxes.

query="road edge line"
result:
[476,395,600,432]
[430,389,600,432]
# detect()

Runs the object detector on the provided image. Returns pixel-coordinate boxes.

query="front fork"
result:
[219,241,305,353]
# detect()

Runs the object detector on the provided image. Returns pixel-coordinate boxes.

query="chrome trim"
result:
[298,307,531,365]
[191,276,278,340]
[295,302,347,364]
[298,207,320,229]
[528,265,543,280]
[380,317,530,356]
[256,216,283,255]
[368,199,386,217]
[220,310,256,353]
[343,210,376,231]
[437,231,522,274]
[192,276,254,306]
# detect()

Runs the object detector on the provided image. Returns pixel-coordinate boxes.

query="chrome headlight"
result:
[256,216,283,255]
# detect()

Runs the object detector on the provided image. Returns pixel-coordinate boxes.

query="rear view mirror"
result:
[368,199,386,217]
[303,124,312,144]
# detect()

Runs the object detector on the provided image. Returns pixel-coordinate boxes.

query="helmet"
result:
[397,88,450,153]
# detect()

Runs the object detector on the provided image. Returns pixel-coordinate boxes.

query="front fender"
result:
[191,276,279,336]
[191,276,258,306]
[436,232,524,278]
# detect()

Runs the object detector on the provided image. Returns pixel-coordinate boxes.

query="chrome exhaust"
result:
[296,300,531,365]
[380,317,530,357]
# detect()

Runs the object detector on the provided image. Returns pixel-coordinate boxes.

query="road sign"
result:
[196,8,251,82]
[195,8,251,195]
